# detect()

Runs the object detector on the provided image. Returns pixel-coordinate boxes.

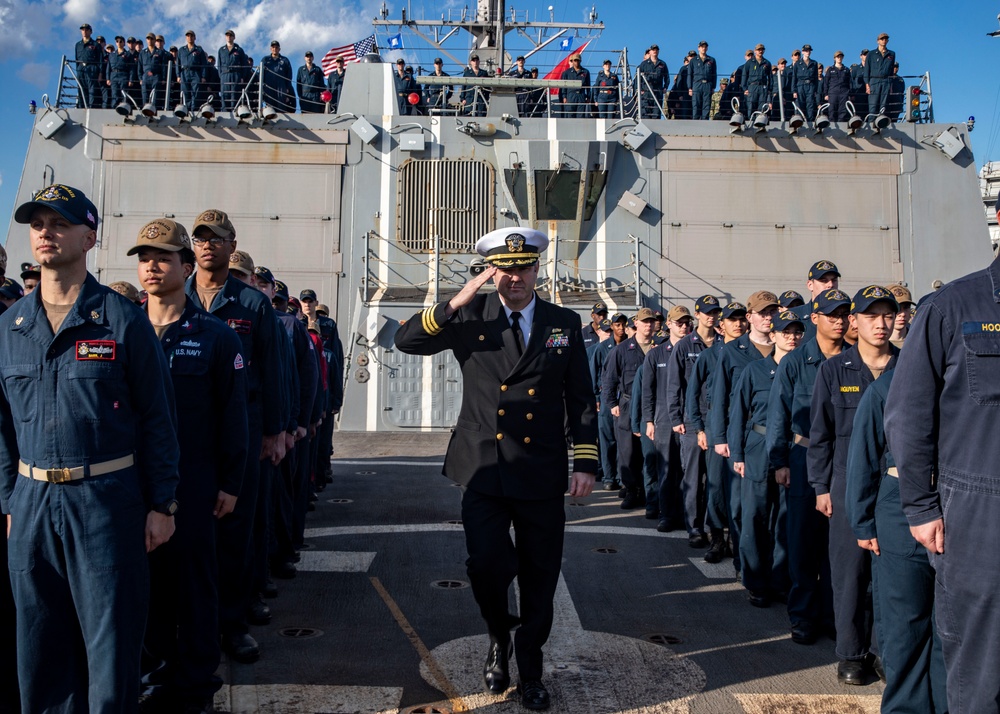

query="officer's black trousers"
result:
[462,488,564,682]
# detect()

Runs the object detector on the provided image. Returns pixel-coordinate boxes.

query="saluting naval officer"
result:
[884,253,1000,714]
[394,227,598,711]
[130,218,249,714]
[2,185,180,712]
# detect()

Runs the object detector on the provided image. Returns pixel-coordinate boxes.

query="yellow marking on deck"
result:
[370,576,467,712]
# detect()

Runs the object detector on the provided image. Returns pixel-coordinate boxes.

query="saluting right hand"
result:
[446,265,496,318]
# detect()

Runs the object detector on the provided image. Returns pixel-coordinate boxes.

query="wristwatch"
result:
[152,499,179,516]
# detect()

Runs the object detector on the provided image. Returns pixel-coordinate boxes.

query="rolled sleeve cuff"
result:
[852,523,877,541]
[572,443,599,474]
[905,505,943,528]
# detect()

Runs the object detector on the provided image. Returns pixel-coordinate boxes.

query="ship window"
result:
[396,159,496,253]
[583,170,608,221]
[535,170,582,220]
[503,169,530,219]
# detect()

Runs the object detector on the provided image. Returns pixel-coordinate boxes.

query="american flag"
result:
[321,34,377,76]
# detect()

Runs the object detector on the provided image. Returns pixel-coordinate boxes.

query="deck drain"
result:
[431,579,469,590]
[445,519,462,525]
[402,706,451,714]
[278,627,324,639]
[643,633,682,646]
[328,498,353,504]
[593,547,619,554]
[356,470,376,475]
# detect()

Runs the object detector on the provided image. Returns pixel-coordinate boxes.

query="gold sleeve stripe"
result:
[574,446,600,457]
[421,306,443,336]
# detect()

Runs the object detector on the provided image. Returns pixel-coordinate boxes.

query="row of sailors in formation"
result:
[583,261,946,711]
[0,185,346,714]
[74,21,901,123]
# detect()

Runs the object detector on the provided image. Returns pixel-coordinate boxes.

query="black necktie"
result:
[510,311,525,355]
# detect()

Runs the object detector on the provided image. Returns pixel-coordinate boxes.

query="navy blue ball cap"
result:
[14,184,99,230]
[695,294,721,313]
[273,279,289,301]
[851,285,899,314]
[721,301,747,319]
[0,278,24,300]
[591,301,608,314]
[808,259,840,280]
[771,309,804,332]
[778,290,804,308]
[300,288,317,301]
[811,288,851,315]
[598,318,612,332]
[610,312,627,323]
[253,265,275,284]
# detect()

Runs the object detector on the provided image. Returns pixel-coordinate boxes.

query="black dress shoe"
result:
[262,578,279,599]
[603,481,619,491]
[483,638,512,694]
[688,532,708,548]
[271,561,297,580]
[518,679,551,711]
[747,590,770,608]
[222,633,260,664]
[836,658,869,685]
[871,654,886,683]
[618,486,627,499]
[656,519,674,533]
[703,533,726,563]
[248,596,272,626]
[790,624,818,645]
[644,507,660,520]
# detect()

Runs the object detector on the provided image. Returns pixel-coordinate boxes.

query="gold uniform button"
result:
[524,437,531,444]
[557,349,562,354]
[479,335,485,341]
[500,385,508,392]
[497,433,504,440]
[498,409,505,416]
[528,388,536,396]
[526,413,533,420]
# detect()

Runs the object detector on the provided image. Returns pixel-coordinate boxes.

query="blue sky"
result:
[1,0,998,235]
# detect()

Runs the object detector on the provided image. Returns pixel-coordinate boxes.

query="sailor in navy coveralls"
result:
[2,185,180,713]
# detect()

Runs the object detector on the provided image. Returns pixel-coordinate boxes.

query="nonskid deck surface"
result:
[213,432,883,714]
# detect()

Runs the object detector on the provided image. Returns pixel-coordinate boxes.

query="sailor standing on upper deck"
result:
[394,227,598,711]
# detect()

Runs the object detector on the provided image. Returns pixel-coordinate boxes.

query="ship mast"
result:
[373,0,603,73]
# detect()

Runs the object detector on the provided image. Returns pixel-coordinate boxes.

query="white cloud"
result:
[62,0,100,23]
[0,0,54,54]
